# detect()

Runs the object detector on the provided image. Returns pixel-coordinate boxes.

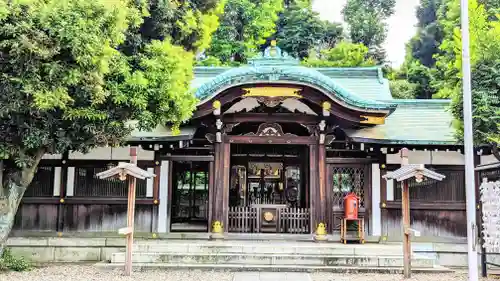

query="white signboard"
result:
[480,180,500,253]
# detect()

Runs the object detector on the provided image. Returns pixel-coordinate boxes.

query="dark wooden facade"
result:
[11,82,486,241]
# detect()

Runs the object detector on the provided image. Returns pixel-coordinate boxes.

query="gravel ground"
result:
[0,265,497,281]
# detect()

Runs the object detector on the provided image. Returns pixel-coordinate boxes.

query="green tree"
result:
[408,0,445,68]
[0,0,198,250]
[124,0,225,53]
[389,80,419,99]
[275,1,343,59]
[433,0,500,146]
[302,41,376,67]
[342,0,396,62]
[206,0,283,64]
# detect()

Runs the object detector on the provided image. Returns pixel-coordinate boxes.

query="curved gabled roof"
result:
[194,46,397,114]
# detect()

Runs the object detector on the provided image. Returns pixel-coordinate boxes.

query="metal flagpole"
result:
[460,0,479,280]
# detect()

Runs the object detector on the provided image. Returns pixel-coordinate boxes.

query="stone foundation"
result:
[6,236,500,268]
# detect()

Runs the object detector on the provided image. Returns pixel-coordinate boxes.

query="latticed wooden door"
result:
[326,164,371,233]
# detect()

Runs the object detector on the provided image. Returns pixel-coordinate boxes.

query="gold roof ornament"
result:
[242,87,302,98]
[360,115,386,125]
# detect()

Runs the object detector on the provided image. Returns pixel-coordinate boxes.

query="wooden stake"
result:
[124,147,137,276]
[402,180,411,278]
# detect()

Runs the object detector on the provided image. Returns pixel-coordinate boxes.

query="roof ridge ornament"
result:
[248,40,300,67]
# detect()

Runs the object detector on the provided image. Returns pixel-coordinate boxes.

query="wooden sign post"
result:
[96,147,155,276]
[383,148,445,279]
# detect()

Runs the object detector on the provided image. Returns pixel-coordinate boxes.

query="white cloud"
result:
[312,0,420,67]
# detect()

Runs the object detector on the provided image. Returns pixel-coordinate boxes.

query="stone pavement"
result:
[233,272,311,281]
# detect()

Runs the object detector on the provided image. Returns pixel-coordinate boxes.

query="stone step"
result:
[97,262,453,274]
[110,252,435,268]
[132,241,404,256]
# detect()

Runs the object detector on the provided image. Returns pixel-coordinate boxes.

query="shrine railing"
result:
[228,206,310,234]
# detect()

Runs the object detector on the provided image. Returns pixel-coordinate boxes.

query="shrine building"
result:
[13,44,498,242]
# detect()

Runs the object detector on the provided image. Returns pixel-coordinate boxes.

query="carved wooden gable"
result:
[245,123,296,137]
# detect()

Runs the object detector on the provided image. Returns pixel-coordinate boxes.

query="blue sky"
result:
[312,0,421,67]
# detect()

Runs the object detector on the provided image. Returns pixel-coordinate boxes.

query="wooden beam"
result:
[326,158,376,164]
[21,197,158,205]
[223,113,318,124]
[225,135,317,145]
[162,155,214,162]
[384,201,466,211]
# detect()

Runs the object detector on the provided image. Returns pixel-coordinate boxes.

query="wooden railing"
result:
[228,206,310,234]
[278,207,310,234]
[228,207,259,233]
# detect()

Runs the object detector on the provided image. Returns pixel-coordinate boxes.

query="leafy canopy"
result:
[0,0,197,169]
[205,0,283,64]
[432,0,500,144]
[302,41,377,67]
[342,0,396,62]
[275,1,343,59]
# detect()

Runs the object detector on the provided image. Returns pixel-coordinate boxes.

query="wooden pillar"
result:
[208,160,215,231]
[222,142,231,232]
[380,163,388,242]
[125,147,138,276]
[400,148,411,278]
[211,142,223,233]
[151,151,160,233]
[402,180,411,278]
[309,144,319,231]
[318,143,327,224]
[57,151,69,233]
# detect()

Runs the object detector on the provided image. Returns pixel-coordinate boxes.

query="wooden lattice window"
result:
[331,166,365,208]
[24,166,55,197]
[74,167,147,197]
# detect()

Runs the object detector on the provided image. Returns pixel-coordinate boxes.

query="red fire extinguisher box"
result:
[344,193,359,219]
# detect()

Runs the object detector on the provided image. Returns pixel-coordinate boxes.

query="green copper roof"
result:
[345,100,457,145]
[192,66,393,102]
[195,65,396,113]
[131,46,457,146]
[194,46,396,113]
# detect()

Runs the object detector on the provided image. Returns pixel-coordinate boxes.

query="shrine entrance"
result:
[228,144,310,233]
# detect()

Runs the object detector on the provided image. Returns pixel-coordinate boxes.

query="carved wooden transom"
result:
[245,123,296,137]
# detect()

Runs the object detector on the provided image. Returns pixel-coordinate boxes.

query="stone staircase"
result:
[100,239,451,273]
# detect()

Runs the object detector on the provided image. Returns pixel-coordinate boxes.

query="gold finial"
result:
[153,199,158,205]
[322,101,331,111]
[271,40,277,47]
[152,233,157,239]
[59,198,65,203]
[213,100,221,109]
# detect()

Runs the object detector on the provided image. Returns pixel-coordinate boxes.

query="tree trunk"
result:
[0,150,45,254]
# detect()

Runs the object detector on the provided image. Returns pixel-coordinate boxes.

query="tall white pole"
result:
[460,0,479,280]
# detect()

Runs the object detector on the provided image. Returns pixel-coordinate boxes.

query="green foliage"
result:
[302,41,376,67]
[342,0,396,62]
[196,55,224,66]
[206,0,283,64]
[450,59,500,144]
[0,0,197,169]
[431,0,500,144]
[0,248,32,272]
[275,1,343,59]
[408,0,445,68]
[127,0,225,52]
[389,80,418,99]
